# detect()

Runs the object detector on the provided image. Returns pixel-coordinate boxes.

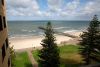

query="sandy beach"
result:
[9,32,82,50]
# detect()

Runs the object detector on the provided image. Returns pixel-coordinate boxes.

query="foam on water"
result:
[54,27,70,30]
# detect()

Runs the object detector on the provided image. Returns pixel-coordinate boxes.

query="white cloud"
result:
[47,0,62,16]
[43,11,51,17]
[60,0,100,20]
[48,0,62,11]
[74,0,100,20]
[7,0,30,8]
[7,0,41,16]
[82,1,100,14]
[6,0,100,20]
[59,0,80,17]
[65,0,80,11]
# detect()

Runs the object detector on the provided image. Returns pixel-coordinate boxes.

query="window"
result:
[0,16,3,31]
[8,57,10,67]
[2,44,5,62]
[3,16,6,28]
[1,0,4,5]
[6,38,9,49]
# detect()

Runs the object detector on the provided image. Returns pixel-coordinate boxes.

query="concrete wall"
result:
[0,0,11,67]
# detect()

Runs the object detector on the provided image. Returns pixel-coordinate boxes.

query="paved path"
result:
[27,50,38,67]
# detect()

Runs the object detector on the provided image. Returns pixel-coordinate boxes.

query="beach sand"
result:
[9,32,82,50]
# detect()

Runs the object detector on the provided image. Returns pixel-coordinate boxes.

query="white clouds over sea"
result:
[6,0,100,20]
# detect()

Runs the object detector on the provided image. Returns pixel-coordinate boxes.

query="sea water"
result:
[7,21,90,38]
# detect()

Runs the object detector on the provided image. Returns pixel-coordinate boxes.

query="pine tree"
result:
[9,46,16,67]
[38,22,60,67]
[79,15,100,65]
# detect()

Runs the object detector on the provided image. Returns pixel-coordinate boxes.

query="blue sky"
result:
[6,0,100,20]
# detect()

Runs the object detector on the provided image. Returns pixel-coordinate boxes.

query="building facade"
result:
[0,0,11,67]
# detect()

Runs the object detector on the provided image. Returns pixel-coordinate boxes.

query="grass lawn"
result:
[32,45,83,67]
[59,45,83,67]
[14,52,32,67]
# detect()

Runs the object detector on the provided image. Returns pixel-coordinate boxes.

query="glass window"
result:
[0,16,3,31]
[3,16,6,28]
[1,0,4,5]
[6,38,9,49]
[2,44,5,62]
[8,57,10,67]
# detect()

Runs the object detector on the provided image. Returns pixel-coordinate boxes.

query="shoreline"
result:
[9,31,82,50]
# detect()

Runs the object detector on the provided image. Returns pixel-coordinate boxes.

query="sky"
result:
[6,0,100,20]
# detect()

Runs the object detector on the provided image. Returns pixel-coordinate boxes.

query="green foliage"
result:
[10,46,32,67]
[33,45,82,67]
[60,45,82,67]
[14,52,32,67]
[9,46,16,67]
[60,45,79,53]
[32,50,39,61]
[79,15,100,65]
[38,22,60,67]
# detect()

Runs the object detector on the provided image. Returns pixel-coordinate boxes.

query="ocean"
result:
[7,21,90,38]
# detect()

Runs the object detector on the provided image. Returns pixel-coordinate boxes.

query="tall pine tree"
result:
[38,22,60,67]
[79,15,100,65]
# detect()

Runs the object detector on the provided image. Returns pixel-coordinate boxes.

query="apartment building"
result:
[0,0,11,67]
